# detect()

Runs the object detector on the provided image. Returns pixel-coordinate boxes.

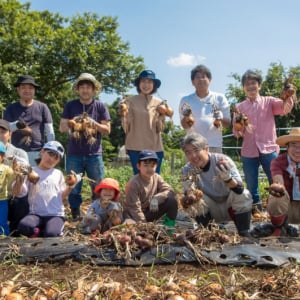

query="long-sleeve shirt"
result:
[121,94,164,151]
[271,153,299,201]
[233,96,293,157]
[27,167,66,217]
[124,173,174,222]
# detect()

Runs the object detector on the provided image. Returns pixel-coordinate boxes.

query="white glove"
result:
[67,170,83,188]
[149,197,159,212]
[10,120,27,132]
[213,110,223,120]
[216,163,231,182]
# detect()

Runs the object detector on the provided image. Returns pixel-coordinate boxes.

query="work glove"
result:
[9,120,27,132]
[149,197,159,212]
[216,160,231,182]
[65,170,83,188]
[265,183,285,197]
[213,110,223,120]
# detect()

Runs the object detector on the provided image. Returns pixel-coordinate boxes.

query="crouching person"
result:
[14,141,82,237]
[81,178,123,234]
[180,132,253,237]
[123,149,178,229]
[265,128,300,237]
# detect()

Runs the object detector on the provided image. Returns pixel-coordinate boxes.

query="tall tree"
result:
[0,0,145,132]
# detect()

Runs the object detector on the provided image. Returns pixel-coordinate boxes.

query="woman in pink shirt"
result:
[233,70,295,211]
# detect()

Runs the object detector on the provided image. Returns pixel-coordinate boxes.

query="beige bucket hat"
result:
[73,73,102,94]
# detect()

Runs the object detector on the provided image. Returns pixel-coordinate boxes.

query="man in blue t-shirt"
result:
[60,73,111,220]
[4,75,55,166]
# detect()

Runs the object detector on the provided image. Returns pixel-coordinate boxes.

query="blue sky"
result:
[21,0,300,125]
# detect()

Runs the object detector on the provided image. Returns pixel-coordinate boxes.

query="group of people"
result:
[0,64,298,239]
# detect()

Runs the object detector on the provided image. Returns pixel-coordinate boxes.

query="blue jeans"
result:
[0,200,9,236]
[127,150,164,174]
[66,155,104,209]
[242,151,278,205]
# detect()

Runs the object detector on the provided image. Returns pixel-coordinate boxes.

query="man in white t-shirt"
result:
[179,65,231,153]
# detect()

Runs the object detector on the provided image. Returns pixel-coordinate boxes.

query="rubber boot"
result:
[234,211,251,237]
[163,215,175,235]
[270,214,288,237]
[195,212,212,228]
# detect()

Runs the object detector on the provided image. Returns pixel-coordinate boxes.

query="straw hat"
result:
[276,128,300,147]
[72,73,102,94]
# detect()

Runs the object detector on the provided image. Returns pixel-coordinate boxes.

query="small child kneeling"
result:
[81,178,123,234]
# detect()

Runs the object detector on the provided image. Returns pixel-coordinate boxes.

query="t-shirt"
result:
[61,99,110,155]
[4,100,53,152]
[179,91,230,148]
[27,167,66,217]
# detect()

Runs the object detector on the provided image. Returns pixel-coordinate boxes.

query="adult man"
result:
[266,128,300,236]
[60,73,111,220]
[0,119,29,234]
[180,132,253,237]
[179,65,231,153]
[232,70,295,212]
[4,75,55,165]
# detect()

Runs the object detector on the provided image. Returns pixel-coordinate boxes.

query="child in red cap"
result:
[81,178,123,233]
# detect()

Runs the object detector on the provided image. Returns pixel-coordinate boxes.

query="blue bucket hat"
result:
[43,141,65,159]
[0,141,6,154]
[138,149,158,162]
[134,70,161,89]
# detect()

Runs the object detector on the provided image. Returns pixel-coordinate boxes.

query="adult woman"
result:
[121,70,166,174]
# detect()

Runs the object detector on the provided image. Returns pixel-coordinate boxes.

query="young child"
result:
[0,141,15,235]
[81,178,123,233]
[124,149,178,228]
[16,141,82,237]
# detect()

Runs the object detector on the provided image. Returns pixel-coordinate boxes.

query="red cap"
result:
[94,178,120,201]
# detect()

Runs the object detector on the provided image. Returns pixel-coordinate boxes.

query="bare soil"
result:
[0,199,299,299]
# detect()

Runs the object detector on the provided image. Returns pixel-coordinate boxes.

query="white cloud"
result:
[167,53,206,67]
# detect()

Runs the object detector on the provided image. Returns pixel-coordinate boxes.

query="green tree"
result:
[0,0,145,138]
[225,62,300,155]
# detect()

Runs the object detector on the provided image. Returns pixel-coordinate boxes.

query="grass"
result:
[103,156,270,201]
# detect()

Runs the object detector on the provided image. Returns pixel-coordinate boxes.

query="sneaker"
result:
[71,207,81,221]
[30,227,40,238]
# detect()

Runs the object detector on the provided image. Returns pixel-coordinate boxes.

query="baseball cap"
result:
[0,141,6,153]
[43,141,64,158]
[0,119,10,131]
[138,149,158,161]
